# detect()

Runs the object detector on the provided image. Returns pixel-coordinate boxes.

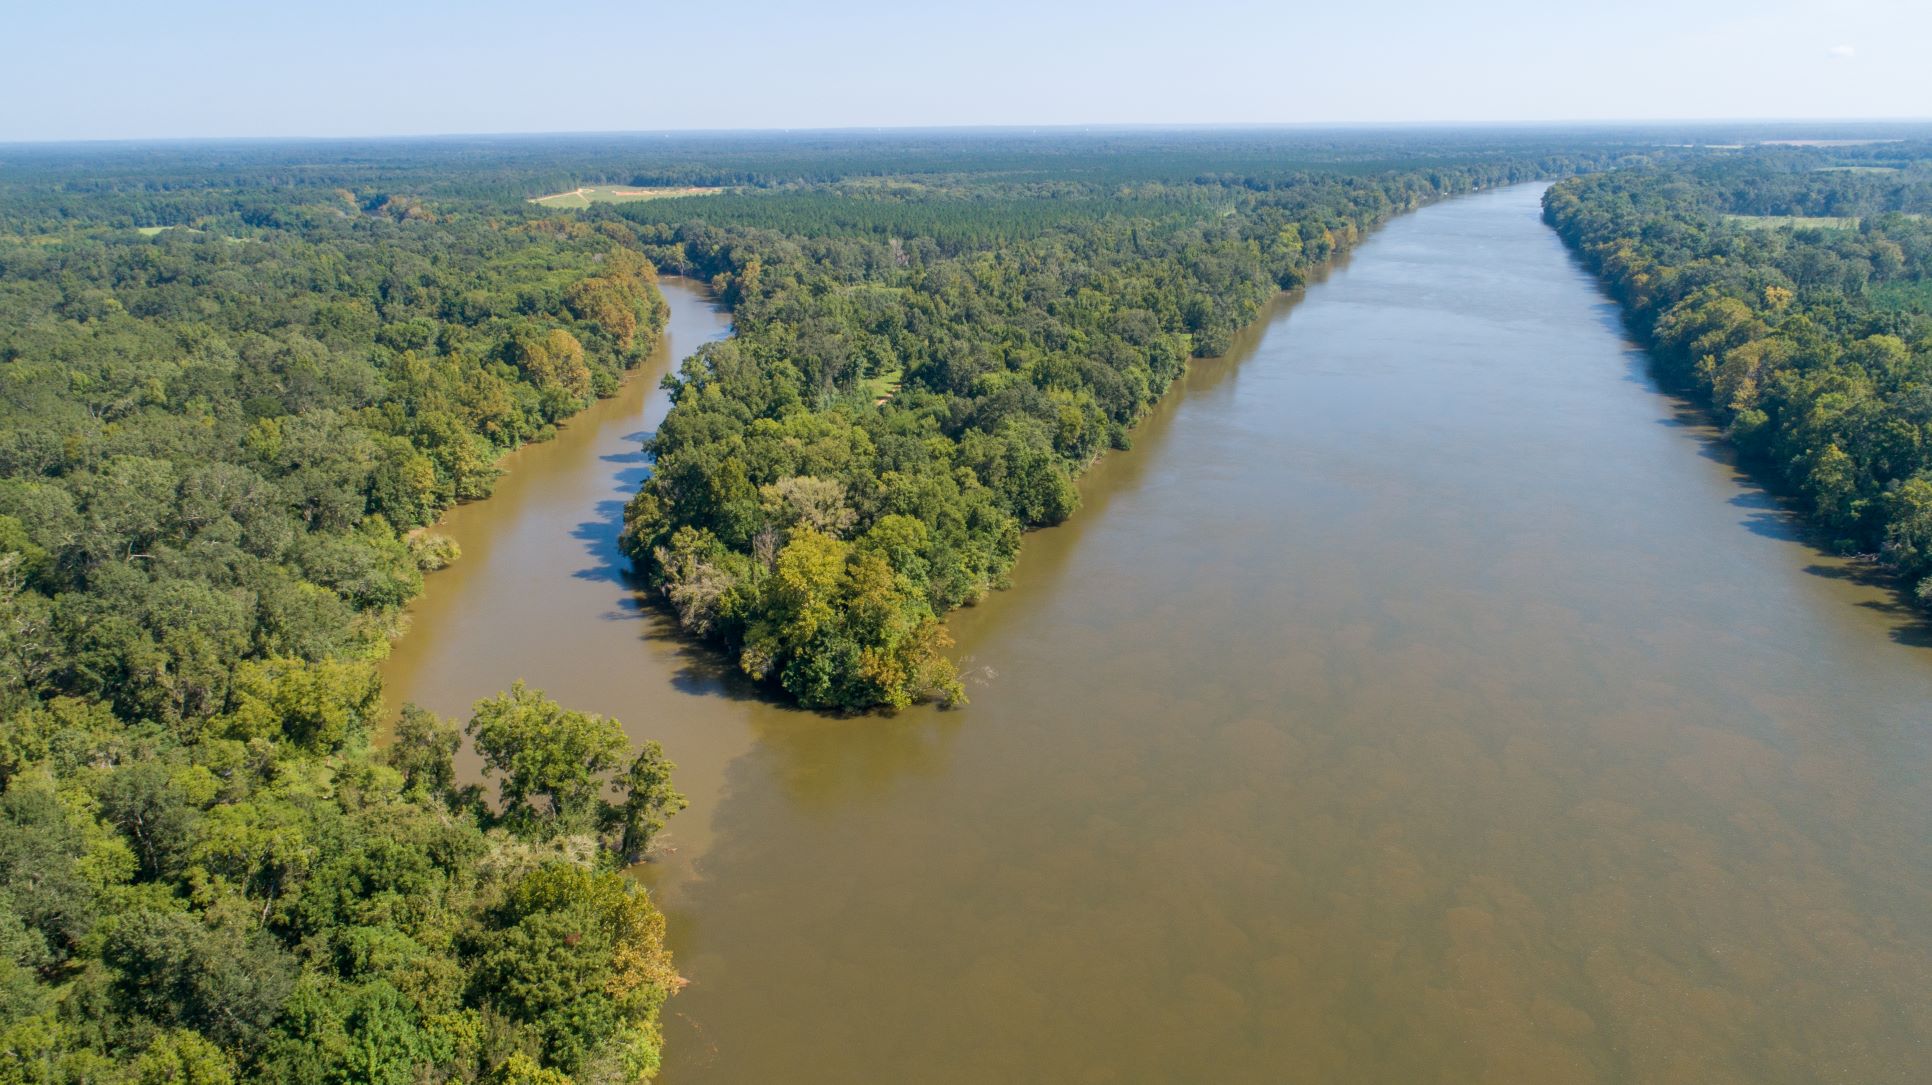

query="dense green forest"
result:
[12,126,1888,1081]
[1545,145,1932,601]
[611,149,1646,710]
[0,153,688,1082]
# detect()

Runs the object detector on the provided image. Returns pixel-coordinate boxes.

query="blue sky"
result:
[3,0,1926,140]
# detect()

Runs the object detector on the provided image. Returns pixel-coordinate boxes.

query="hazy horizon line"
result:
[6,117,1932,150]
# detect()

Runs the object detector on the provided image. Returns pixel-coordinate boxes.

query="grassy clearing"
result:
[1724,213,1862,230]
[1761,138,1904,147]
[860,366,904,405]
[528,185,721,209]
[129,225,250,245]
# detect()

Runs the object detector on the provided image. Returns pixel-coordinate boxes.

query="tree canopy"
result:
[0,124,1764,1077]
[1546,145,1932,597]
[0,145,684,1083]
[615,150,1625,709]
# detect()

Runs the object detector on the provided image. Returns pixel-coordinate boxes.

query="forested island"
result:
[8,127,1930,1082]
[1546,145,1932,600]
[608,140,1651,710]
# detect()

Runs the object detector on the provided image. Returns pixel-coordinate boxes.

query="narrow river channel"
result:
[383,186,1932,1083]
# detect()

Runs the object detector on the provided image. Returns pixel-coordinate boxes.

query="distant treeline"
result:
[1545,146,1932,599]
[0,129,1630,219]
[613,148,1634,710]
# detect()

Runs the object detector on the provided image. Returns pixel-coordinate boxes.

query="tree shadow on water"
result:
[1730,488,1804,542]
[1799,559,1932,649]
[570,429,653,586]
[636,589,971,805]
[1588,300,1651,365]
[1651,406,1738,465]
[1646,393,1932,650]
[571,498,642,587]
[1556,224,1932,651]
[1619,341,1736,465]
[660,627,806,709]
[1723,482,1932,649]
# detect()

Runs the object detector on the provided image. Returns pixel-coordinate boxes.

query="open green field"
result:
[1724,213,1862,229]
[130,224,250,244]
[528,184,721,208]
[859,365,903,404]
[1724,211,1922,230]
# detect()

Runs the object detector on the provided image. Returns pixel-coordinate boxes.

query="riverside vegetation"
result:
[1545,143,1932,601]
[612,143,1642,711]
[0,128,1775,1081]
[0,156,687,1083]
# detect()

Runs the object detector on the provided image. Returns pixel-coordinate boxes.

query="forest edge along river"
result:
[378,277,745,866]
[380,186,1932,1083]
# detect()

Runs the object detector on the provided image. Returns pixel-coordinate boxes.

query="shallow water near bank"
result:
[378,278,753,864]
[386,189,1932,1083]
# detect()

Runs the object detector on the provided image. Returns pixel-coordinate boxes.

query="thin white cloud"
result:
[1828,43,1857,58]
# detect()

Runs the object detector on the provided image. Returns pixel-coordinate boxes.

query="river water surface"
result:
[383,187,1932,1083]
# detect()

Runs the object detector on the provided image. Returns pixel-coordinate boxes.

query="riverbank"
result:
[1544,169,1932,624]
[655,184,1932,1082]
[380,187,1932,1083]
[619,162,1578,711]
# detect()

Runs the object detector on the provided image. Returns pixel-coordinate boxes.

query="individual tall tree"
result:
[612,742,686,864]
[467,682,627,837]
[385,703,462,801]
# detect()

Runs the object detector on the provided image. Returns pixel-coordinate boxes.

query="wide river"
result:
[383,185,1932,1083]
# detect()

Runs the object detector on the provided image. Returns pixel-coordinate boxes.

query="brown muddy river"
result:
[383,186,1932,1083]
